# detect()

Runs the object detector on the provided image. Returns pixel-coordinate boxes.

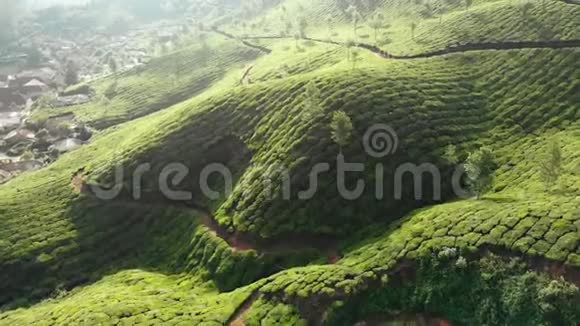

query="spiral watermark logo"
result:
[363,124,399,158]
[86,123,480,204]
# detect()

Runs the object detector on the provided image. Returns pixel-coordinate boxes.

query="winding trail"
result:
[211,28,272,54]
[227,290,260,326]
[71,170,340,262]
[195,206,339,260]
[212,28,580,60]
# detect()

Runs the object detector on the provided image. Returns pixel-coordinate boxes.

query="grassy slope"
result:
[222,0,580,55]
[0,0,579,324]
[1,47,578,324]
[33,36,262,129]
[83,48,578,238]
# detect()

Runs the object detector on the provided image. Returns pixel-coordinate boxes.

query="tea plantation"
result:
[1,0,579,324]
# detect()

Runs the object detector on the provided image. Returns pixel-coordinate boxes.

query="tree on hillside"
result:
[65,61,80,86]
[464,0,473,11]
[345,5,362,38]
[103,81,118,101]
[297,16,308,38]
[538,140,562,191]
[367,13,388,44]
[326,16,334,38]
[351,50,361,71]
[284,21,293,36]
[464,146,495,199]
[519,2,534,17]
[294,33,301,50]
[443,144,460,165]
[330,111,354,153]
[108,58,118,75]
[302,81,323,121]
[435,4,446,24]
[421,2,435,18]
[410,22,418,40]
[345,39,355,61]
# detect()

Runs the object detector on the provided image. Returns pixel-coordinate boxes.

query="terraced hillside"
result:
[0,0,579,324]
[33,37,262,129]
[221,0,580,56]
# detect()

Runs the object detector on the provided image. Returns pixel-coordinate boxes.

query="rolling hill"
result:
[1,0,579,324]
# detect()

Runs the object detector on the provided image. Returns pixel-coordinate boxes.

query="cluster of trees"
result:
[444,138,564,199]
[342,4,389,43]
[334,253,580,325]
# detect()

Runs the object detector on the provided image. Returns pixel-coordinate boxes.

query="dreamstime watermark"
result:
[90,124,473,202]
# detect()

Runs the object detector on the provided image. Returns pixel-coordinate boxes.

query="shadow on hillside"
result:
[480,196,518,203]
[0,197,170,311]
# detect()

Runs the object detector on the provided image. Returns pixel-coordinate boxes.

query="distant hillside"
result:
[0,0,579,324]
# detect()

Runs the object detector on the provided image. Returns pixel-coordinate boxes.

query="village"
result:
[0,15,185,183]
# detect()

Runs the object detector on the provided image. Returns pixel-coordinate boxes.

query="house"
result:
[0,75,8,88]
[0,159,43,173]
[46,112,75,130]
[0,88,26,111]
[21,78,49,99]
[53,138,84,153]
[16,67,58,86]
[0,111,23,130]
[51,94,90,107]
[0,159,43,183]
[3,129,35,145]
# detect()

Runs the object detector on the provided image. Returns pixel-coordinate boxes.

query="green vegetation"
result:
[330,110,353,152]
[33,37,262,129]
[328,254,580,325]
[464,146,496,199]
[1,0,579,324]
[539,139,563,191]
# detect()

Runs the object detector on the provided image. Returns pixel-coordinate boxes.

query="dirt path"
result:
[213,28,580,60]
[387,39,580,59]
[71,170,341,262]
[190,207,341,263]
[227,290,260,326]
[211,28,272,54]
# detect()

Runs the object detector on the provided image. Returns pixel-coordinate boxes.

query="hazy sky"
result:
[27,0,90,9]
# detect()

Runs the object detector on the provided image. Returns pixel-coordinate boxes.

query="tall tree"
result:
[443,144,460,165]
[367,13,387,44]
[330,111,354,153]
[464,146,495,199]
[302,81,323,120]
[538,140,562,191]
[326,16,334,38]
[410,22,417,40]
[294,33,301,50]
[435,4,446,24]
[108,58,118,75]
[345,39,355,61]
[297,16,308,38]
[464,0,473,11]
[345,5,361,38]
[351,50,361,70]
[103,81,118,101]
